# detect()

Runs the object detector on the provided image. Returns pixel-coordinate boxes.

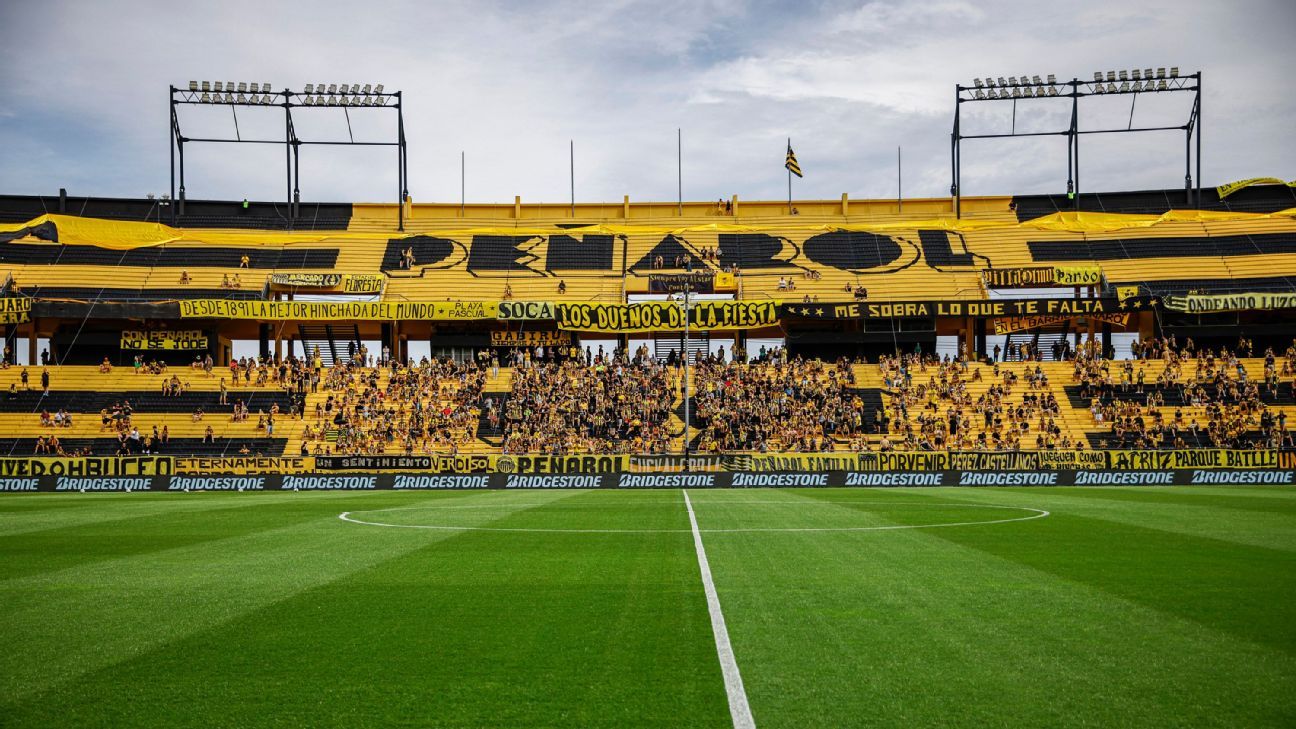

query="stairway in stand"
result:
[297,323,363,367]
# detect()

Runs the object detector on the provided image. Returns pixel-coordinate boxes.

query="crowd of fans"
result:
[12,335,1296,456]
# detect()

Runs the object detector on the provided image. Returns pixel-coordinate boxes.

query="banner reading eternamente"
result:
[1162,292,1296,313]
[179,300,497,321]
[554,300,779,333]
[1216,177,1296,199]
[981,266,1102,288]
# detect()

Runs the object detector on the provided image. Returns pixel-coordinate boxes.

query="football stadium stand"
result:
[0,183,1294,468]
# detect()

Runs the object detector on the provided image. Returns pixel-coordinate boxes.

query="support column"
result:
[258,324,271,360]
[28,322,38,365]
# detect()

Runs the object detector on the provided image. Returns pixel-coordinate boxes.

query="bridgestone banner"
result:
[1,469,1293,491]
[1161,292,1296,313]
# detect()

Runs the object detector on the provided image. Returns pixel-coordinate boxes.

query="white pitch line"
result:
[683,490,756,729]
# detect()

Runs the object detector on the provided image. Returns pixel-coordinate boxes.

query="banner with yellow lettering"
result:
[981,266,1102,288]
[175,456,315,474]
[0,297,32,324]
[178,299,497,321]
[120,329,209,350]
[553,300,780,333]
[490,330,572,347]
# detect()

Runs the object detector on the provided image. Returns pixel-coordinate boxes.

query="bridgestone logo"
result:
[844,473,943,487]
[618,475,715,488]
[1190,470,1294,484]
[0,479,39,491]
[56,478,152,491]
[393,476,490,489]
[730,473,828,487]
[958,472,1059,486]
[169,477,265,491]
[505,476,602,488]
[282,476,376,490]
[1073,471,1174,485]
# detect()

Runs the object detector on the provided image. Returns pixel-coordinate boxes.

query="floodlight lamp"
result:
[1008,76,1017,85]
[1118,70,1128,81]
[1119,81,1129,92]
[1143,68,1153,79]
[213,81,223,92]
[1169,67,1178,77]
[236,93,247,103]
[1130,69,1141,80]
[1032,75,1042,85]
[304,83,314,94]
[362,83,372,93]
[1106,71,1116,81]
[200,92,211,103]
[1047,74,1056,84]
[226,82,234,93]
[201,81,211,91]
[1047,86,1059,96]
[350,84,360,93]
[374,84,383,93]
[376,95,387,105]
[327,95,338,105]
[188,81,198,91]
[974,89,985,99]
[1156,67,1166,78]
[997,77,1007,86]
[973,78,983,87]
[1094,72,1102,82]
[327,84,337,93]
[237,82,247,92]
[1156,79,1167,91]
[1107,82,1118,93]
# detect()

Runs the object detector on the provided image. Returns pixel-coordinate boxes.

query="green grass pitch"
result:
[2,486,1295,727]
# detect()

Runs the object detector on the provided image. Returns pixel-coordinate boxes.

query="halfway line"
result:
[683,490,756,729]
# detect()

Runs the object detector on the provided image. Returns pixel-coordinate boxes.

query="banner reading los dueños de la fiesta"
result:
[553,300,779,333]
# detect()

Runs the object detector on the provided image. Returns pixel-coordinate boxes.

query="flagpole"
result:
[677,128,682,216]
[898,146,902,213]
[569,139,575,218]
[460,150,465,217]
[787,137,792,215]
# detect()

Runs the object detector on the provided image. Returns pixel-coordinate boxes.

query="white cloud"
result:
[0,0,1293,205]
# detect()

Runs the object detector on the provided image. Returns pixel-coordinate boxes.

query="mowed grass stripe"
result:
[700,488,1296,728]
[926,486,1296,553]
[0,490,571,707]
[0,492,390,581]
[0,491,330,538]
[885,487,1296,653]
[6,491,732,728]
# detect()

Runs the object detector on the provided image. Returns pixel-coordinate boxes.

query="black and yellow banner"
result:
[554,300,779,333]
[0,297,32,324]
[175,456,315,474]
[982,266,1102,288]
[1216,177,1296,199]
[992,311,1129,336]
[120,329,209,351]
[0,456,172,477]
[178,299,497,321]
[782,296,1154,320]
[268,273,385,294]
[490,330,572,347]
[1162,292,1296,313]
[496,301,557,321]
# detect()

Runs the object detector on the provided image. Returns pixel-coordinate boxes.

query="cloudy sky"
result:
[1,0,1293,206]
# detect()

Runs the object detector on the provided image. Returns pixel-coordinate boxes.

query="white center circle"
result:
[338,499,1050,534]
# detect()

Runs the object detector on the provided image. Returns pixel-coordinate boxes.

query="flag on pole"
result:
[785,144,803,178]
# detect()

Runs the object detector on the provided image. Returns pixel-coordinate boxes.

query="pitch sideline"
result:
[684,489,756,729]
